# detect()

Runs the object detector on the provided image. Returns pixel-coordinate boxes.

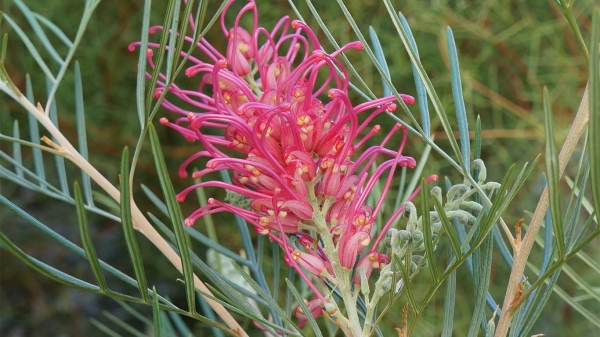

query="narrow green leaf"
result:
[92,190,120,216]
[271,241,280,306]
[74,181,109,292]
[563,265,600,302]
[0,162,40,192]
[543,87,565,258]
[441,248,456,337]
[144,0,175,118]
[11,120,24,178]
[149,123,196,313]
[147,213,177,243]
[115,300,153,326]
[120,147,149,302]
[167,309,193,337]
[165,0,181,81]
[517,267,564,336]
[45,76,70,196]
[201,280,276,334]
[472,164,515,248]
[432,195,462,258]
[136,0,153,128]
[25,74,46,189]
[473,116,482,179]
[403,143,432,203]
[44,0,101,109]
[103,311,148,337]
[2,14,55,80]
[196,293,226,337]
[561,133,588,244]
[387,6,463,167]
[197,283,292,336]
[285,279,324,337]
[31,13,73,47]
[396,252,418,313]
[153,287,163,337]
[230,263,301,333]
[0,232,100,292]
[13,0,64,64]
[189,253,271,309]
[589,8,600,237]
[446,27,470,170]
[368,27,391,96]
[184,226,249,266]
[89,318,123,337]
[140,184,169,216]
[549,283,600,329]
[420,178,438,280]
[0,195,169,301]
[285,267,296,318]
[573,213,599,252]
[564,165,590,250]
[398,14,430,138]
[74,61,94,206]
[467,233,493,337]
[160,311,178,337]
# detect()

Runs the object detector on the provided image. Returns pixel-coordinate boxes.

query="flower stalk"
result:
[132,1,439,335]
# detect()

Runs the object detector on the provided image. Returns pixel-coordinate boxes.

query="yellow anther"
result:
[238,42,249,53]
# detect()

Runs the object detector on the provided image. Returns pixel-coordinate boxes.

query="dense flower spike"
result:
[130,0,437,328]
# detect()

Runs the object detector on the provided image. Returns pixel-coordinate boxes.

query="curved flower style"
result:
[130,0,437,330]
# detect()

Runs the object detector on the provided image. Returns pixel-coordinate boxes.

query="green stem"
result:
[561,3,590,63]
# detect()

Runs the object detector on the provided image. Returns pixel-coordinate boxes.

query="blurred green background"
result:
[0,0,598,335]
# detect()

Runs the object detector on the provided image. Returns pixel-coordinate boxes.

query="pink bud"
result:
[353,252,388,284]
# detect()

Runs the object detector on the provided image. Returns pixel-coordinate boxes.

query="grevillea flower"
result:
[294,297,324,328]
[129,0,437,326]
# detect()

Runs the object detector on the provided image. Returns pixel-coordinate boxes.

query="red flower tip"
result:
[208,198,216,204]
[291,20,301,29]
[386,103,397,112]
[154,90,163,99]
[216,59,228,68]
[184,68,195,77]
[327,89,343,99]
[184,218,195,227]
[159,117,169,125]
[348,41,363,51]
[400,94,415,105]
[146,49,153,56]
[312,50,326,60]
[427,174,439,182]
[191,171,202,179]
[187,113,195,121]
[127,43,137,52]
[256,227,269,235]
[148,25,162,34]
[175,192,186,202]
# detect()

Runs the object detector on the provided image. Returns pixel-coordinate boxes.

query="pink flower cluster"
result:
[130,0,436,326]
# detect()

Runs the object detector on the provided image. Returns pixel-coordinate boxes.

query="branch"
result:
[1,81,248,337]
[494,86,589,337]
